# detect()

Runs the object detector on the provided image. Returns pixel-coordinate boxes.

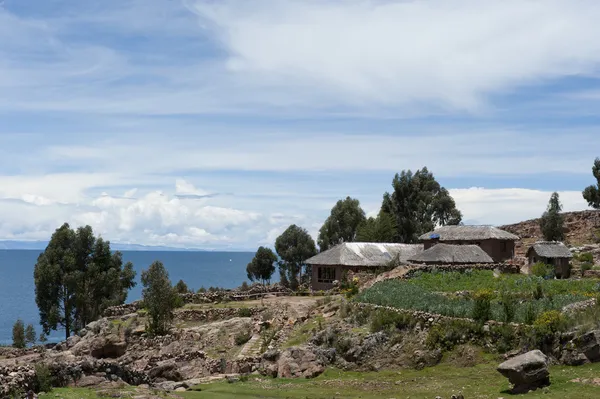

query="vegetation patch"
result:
[356,271,597,325]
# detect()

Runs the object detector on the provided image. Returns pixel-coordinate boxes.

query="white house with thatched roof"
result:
[527,241,573,279]
[408,243,494,265]
[418,225,519,263]
[304,242,423,290]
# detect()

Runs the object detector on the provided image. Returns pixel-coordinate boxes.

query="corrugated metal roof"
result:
[418,225,520,241]
[408,243,494,264]
[527,241,573,259]
[305,242,424,267]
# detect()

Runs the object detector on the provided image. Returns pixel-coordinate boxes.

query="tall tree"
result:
[583,157,600,209]
[356,210,398,243]
[34,223,136,339]
[317,197,366,251]
[275,225,317,290]
[12,319,25,349]
[174,280,190,294]
[540,192,565,242]
[246,246,277,285]
[141,261,177,336]
[381,168,462,243]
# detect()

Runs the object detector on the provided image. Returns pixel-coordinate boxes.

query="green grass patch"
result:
[283,316,326,348]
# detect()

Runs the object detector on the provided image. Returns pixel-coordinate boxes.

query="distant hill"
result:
[0,240,239,252]
[500,210,600,256]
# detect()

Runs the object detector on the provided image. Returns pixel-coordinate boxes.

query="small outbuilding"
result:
[418,225,520,262]
[526,241,573,279]
[305,242,424,291]
[408,243,494,265]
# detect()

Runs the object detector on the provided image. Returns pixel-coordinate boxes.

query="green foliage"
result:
[239,281,250,291]
[582,157,600,209]
[576,252,595,263]
[540,192,565,241]
[25,324,36,347]
[141,261,177,336]
[471,290,492,323]
[246,246,277,285]
[34,363,54,393]
[425,320,480,351]
[174,279,190,294]
[370,309,416,333]
[318,196,366,251]
[500,291,517,323]
[582,262,594,273]
[524,302,537,325]
[34,223,136,339]
[533,279,544,300]
[197,286,207,293]
[356,273,590,325]
[532,262,555,279]
[380,167,462,243]
[275,225,317,290]
[39,333,47,344]
[355,210,398,243]
[234,331,252,346]
[340,277,359,298]
[12,319,25,349]
[237,308,253,317]
[534,310,566,335]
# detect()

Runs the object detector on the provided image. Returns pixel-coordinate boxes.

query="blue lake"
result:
[0,250,254,345]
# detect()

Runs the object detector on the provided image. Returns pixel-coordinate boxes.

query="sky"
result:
[1,0,599,251]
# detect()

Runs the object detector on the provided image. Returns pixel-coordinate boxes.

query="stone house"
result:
[304,242,424,291]
[408,243,494,265]
[527,241,573,279]
[418,225,520,263]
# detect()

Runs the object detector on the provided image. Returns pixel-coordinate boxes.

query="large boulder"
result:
[275,346,325,379]
[574,330,600,362]
[497,350,550,393]
[72,334,127,359]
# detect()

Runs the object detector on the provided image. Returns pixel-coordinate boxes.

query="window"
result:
[317,267,336,283]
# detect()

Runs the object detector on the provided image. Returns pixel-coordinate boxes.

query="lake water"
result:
[0,249,254,345]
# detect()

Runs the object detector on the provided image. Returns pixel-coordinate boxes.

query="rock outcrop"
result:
[497,350,550,393]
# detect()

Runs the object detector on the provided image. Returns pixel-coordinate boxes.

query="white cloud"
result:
[187,0,600,111]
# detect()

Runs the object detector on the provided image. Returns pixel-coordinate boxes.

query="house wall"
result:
[310,265,364,291]
[422,239,515,262]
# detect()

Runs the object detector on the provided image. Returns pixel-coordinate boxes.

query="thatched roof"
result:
[408,244,494,264]
[527,241,573,259]
[418,225,519,241]
[305,242,424,267]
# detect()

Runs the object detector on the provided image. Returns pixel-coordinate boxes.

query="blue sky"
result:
[1,0,599,250]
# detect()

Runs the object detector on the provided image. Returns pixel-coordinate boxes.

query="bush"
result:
[141,261,177,336]
[500,291,517,323]
[234,331,252,346]
[581,262,594,273]
[239,281,250,291]
[472,290,493,323]
[425,320,480,351]
[34,363,53,393]
[534,310,565,335]
[237,308,253,317]
[532,263,554,279]
[533,280,544,300]
[175,279,190,294]
[370,309,416,333]
[524,302,537,325]
[576,252,594,263]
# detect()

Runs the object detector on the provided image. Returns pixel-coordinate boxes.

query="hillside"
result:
[500,210,600,256]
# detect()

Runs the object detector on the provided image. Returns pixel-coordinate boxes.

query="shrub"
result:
[533,280,544,300]
[576,252,594,263]
[25,324,36,347]
[370,309,416,333]
[197,287,207,293]
[532,263,554,279]
[239,281,250,291]
[12,319,25,349]
[581,262,594,273]
[234,331,252,346]
[425,320,480,351]
[524,302,537,325]
[534,310,565,335]
[141,261,178,336]
[237,308,253,317]
[500,291,517,323]
[472,290,493,323]
[175,279,190,294]
[34,363,53,393]
[340,277,360,298]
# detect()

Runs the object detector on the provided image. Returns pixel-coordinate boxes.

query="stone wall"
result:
[174,307,266,322]
[403,263,520,279]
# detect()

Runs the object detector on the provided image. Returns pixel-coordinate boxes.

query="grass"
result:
[38,359,600,399]
[283,316,325,348]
